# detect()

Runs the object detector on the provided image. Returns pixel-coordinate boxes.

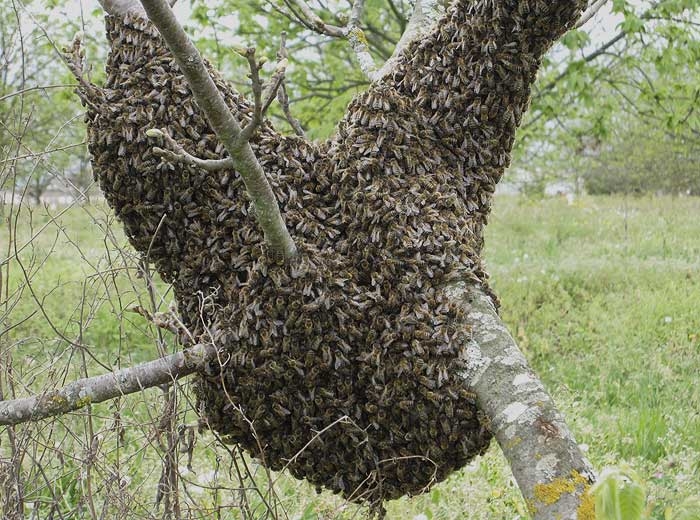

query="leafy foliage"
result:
[591,465,647,520]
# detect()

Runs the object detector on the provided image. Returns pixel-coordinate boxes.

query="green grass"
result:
[1,194,698,518]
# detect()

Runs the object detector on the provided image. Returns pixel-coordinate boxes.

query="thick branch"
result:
[0,344,216,426]
[138,0,297,261]
[376,0,430,80]
[575,0,608,29]
[451,283,595,520]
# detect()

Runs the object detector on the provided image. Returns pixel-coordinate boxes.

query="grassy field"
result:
[1,194,698,519]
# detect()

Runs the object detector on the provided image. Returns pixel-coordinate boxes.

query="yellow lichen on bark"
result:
[504,436,523,450]
[75,396,92,408]
[531,470,593,516]
[534,475,577,505]
[576,487,595,520]
[347,26,369,46]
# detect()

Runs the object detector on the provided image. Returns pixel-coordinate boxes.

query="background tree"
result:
[0,1,95,206]
[515,0,700,192]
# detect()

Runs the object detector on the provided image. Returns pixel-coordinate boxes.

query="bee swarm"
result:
[79,0,584,508]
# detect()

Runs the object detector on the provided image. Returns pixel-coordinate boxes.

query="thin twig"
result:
[274,32,306,136]
[238,46,288,141]
[147,128,233,171]
[277,84,306,137]
[0,84,78,103]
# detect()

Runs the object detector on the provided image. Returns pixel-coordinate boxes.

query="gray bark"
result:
[452,284,596,520]
[0,344,215,426]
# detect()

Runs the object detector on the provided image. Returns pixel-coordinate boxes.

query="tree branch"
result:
[281,0,379,80]
[238,46,288,141]
[147,128,233,171]
[375,0,431,80]
[451,284,595,520]
[275,33,306,137]
[277,83,306,136]
[138,0,297,262]
[575,0,608,29]
[0,344,216,426]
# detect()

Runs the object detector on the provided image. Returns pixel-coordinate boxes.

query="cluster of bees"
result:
[79,0,584,509]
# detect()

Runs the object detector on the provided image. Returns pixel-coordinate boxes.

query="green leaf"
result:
[591,465,646,520]
[300,503,317,520]
[618,480,646,520]
[561,30,591,51]
[620,13,645,33]
[612,0,629,13]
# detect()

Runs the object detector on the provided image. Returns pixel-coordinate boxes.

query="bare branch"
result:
[278,85,306,137]
[0,84,78,103]
[0,344,216,426]
[282,0,378,80]
[282,0,345,37]
[376,0,431,80]
[146,128,233,172]
[138,0,297,261]
[452,284,595,520]
[238,46,288,141]
[344,0,377,80]
[275,32,306,137]
[345,25,378,80]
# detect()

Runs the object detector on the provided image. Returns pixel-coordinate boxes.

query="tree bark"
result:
[453,284,596,520]
[0,343,215,426]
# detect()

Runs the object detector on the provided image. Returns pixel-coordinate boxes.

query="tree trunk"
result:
[454,284,595,519]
